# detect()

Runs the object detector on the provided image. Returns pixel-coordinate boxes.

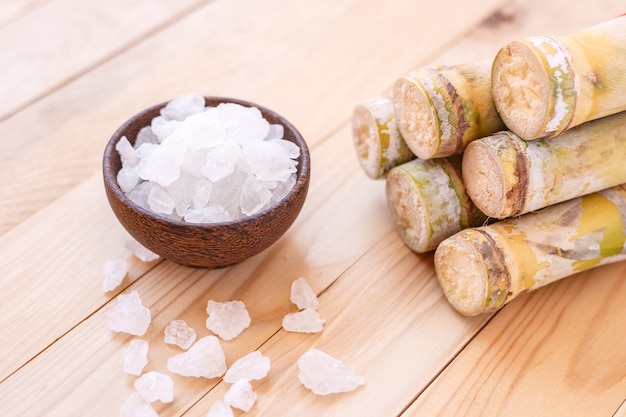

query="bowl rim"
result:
[103,96,311,230]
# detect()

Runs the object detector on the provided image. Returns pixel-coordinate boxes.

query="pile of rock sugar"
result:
[116,93,300,223]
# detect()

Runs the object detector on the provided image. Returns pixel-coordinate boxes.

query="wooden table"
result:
[2,0,626,416]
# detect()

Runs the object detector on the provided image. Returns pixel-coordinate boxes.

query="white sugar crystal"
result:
[123,339,149,375]
[150,115,178,143]
[206,300,251,341]
[206,400,234,417]
[297,349,365,395]
[117,94,300,224]
[125,239,160,262]
[139,134,186,186]
[240,175,272,216]
[192,178,213,209]
[282,309,325,333]
[217,102,270,142]
[134,371,174,403]
[160,92,206,121]
[264,124,284,141]
[167,336,226,378]
[290,277,319,310]
[272,138,301,159]
[200,139,242,182]
[241,140,296,182]
[107,291,151,336]
[164,319,197,350]
[134,126,158,149]
[223,351,271,383]
[224,379,257,412]
[116,136,140,168]
[102,258,128,292]
[270,172,297,205]
[120,393,158,417]
[184,205,232,224]
[117,166,141,193]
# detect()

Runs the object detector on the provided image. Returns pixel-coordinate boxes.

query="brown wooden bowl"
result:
[102,96,310,268]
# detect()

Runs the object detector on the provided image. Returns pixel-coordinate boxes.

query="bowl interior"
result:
[103,96,310,268]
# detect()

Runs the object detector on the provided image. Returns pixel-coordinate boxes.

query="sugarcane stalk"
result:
[385,156,487,253]
[434,184,626,316]
[491,15,626,140]
[351,96,414,179]
[392,60,505,160]
[462,110,626,219]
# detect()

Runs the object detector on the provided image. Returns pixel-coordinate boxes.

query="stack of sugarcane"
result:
[351,15,626,316]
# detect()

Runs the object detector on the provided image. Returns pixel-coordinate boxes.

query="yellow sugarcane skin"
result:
[386,158,481,252]
[524,111,626,213]
[440,60,505,150]
[485,186,626,304]
[560,16,626,128]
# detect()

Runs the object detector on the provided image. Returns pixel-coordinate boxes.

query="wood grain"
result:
[2,0,626,415]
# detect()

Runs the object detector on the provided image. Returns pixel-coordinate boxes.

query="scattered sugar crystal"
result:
[125,239,160,262]
[206,300,251,341]
[102,258,128,292]
[224,379,257,412]
[116,94,300,223]
[282,309,325,333]
[297,349,365,395]
[160,92,205,121]
[120,393,158,417]
[206,400,234,417]
[164,319,197,350]
[123,339,149,375]
[134,371,174,403]
[223,351,271,383]
[167,336,226,378]
[290,277,319,310]
[107,291,151,336]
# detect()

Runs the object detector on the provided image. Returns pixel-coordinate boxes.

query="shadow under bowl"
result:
[102,96,310,268]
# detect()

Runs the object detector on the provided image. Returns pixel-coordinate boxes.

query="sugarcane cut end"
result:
[385,165,432,253]
[392,73,443,160]
[492,40,555,140]
[434,228,509,316]
[462,138,512,219]
[352,101,386,179]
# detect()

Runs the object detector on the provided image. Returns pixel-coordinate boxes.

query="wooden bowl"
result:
[102,96,310,268]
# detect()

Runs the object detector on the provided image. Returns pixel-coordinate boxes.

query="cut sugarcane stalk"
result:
[392,60,505,160]
[491,15,626,140]
[434,184,626,316]
[385,156,487,253]
[351,96,414,179]
[462,110,626,219]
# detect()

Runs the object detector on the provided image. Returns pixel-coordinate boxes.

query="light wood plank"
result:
[0,0,204,120]
[0,0,49,28]
[0,0,506,236]
[406,263,626,416]
[615,399,626,417]
[0,126,490,416]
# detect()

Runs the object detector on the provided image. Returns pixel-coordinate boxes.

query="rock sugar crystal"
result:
[167,336,226,378]
[297,348,365,395]
[107,291,151,336]
[205,300,251,341]
[116,93,300,222]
